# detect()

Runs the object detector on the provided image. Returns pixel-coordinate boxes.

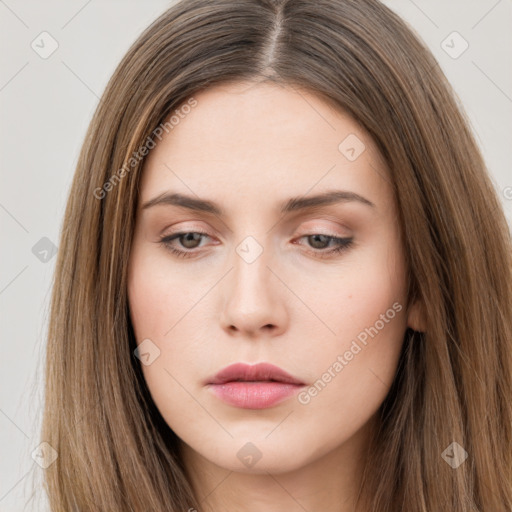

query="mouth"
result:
[206,362,306,409]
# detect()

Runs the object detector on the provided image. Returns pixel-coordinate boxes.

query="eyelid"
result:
[160,224,350,244]
[295,226,349,237]
[294,220,352,238]
[159,221,212,237]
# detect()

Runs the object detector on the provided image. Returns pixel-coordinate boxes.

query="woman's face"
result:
[127,81,423,475]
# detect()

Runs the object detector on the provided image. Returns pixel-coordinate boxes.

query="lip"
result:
[206,362,306,410]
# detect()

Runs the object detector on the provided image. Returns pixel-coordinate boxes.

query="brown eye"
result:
[158,231,211,258]
[307,234,332,249]
[295,234,354,258]
[177,232,203,249]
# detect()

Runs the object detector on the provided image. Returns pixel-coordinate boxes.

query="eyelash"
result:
[158,231,354,259]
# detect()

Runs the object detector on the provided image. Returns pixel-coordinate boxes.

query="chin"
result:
[194,436,322,475]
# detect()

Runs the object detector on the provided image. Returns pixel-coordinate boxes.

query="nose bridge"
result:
[231,234,274,305]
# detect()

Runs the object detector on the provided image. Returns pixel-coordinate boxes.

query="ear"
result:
[406,299,427,333]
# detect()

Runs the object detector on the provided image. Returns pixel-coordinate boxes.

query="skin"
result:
[127,80,425,512]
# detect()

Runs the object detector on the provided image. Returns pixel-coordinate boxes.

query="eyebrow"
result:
[141,189,375,215]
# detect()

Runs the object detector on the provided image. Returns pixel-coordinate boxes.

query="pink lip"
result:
[206,363,305,409]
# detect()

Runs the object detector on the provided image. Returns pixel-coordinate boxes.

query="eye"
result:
[158,231,354,259]
[295,234,354,258]
[158,231,211,258]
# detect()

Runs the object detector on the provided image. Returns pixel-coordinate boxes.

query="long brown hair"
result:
[38,0,512,510]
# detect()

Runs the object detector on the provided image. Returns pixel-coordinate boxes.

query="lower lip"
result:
[208,381,303,409]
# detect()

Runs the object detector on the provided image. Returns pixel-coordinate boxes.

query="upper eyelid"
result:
[162,227,349,240]
[161,218,351,236]
[162,230,351,247]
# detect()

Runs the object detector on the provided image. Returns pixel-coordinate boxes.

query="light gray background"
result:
[1,1,511,510]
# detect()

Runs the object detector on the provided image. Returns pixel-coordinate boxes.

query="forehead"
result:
[139,81,392,212]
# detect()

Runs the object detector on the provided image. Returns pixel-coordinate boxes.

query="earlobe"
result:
[407,299,427,333]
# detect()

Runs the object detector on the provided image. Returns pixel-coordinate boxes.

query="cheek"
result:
[128,248,208,430]
[127,245,208,379]
[295,237,407,420]
[294,232,406,347]
[127,246,202,341]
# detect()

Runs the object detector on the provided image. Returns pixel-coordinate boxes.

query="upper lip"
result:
[207,362,305,385]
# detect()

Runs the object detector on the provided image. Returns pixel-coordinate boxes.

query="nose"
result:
[219,242,289,338]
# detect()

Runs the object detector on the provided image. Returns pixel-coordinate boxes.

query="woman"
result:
[40,0,512,510]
